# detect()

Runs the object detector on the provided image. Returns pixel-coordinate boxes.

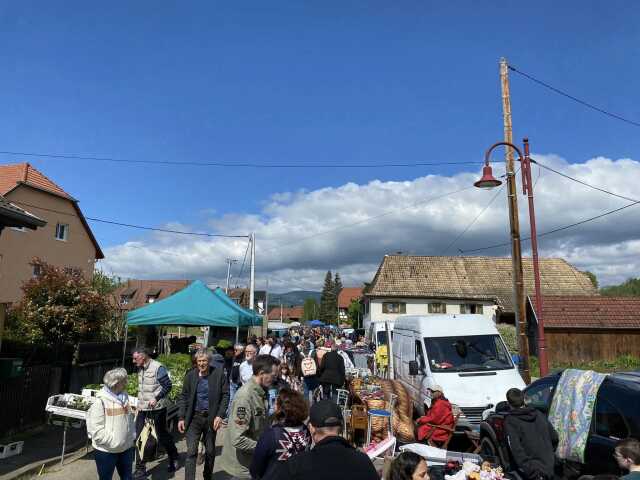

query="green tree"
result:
[14,259,116,347]
[319,270,336,324]
[601,277,640,297]
[92,270,127,341]
[583,271,598,289]
[333,272,343,304]
[303,298,319,321]
[347,298,362,328]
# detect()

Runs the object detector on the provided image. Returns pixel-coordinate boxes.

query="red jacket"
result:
[416,397,454,443]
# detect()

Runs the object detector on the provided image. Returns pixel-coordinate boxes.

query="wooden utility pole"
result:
[500,57,531,383]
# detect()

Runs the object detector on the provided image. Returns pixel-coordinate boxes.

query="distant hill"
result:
[268,290,321,306]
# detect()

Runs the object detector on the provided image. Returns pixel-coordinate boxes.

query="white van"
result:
[392,314,525,429]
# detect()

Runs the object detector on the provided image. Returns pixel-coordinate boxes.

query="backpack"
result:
[301,355,317,377]
[136,418,158,462]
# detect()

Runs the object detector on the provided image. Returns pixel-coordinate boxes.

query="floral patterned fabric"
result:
[547,369,606,463]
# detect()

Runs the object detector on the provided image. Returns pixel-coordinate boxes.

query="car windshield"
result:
[423,335,513,372]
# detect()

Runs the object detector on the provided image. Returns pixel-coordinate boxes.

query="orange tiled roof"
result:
[0,163,73,198]
[338,287,363,308]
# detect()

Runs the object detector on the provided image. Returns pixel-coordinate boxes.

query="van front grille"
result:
[459,406,489,426]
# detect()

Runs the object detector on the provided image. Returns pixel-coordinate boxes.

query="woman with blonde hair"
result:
[86,368,136,480]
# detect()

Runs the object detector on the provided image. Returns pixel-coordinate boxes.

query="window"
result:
[423,334,513,372]
[120,295,131,305]
[524,379,557,412]
[32,264,42,277]
[55,223,69,241]
[146,295,158,304]
[428,302,447,314]
[415,340,426,371]
[594,396,629,440]
[382,302,406,314]
[460,304,484,314]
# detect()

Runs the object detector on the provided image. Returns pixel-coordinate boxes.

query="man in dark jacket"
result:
[504,388,558,480]
[262,399,378,480]
[317,343,345,401]
[178,348,229,480]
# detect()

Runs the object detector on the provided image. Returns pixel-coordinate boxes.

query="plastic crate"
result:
[45,393,95,420]
[0,441,24,459]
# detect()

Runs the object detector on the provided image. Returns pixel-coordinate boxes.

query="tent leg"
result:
[122,328,128,367]
[235,326,239,345]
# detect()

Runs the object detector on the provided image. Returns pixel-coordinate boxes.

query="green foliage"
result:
[347,298,362,328]
[333,272,343,302]
[530,354,640,380]
[319,270,337,324]
[497,323,518,354]
[601,278,640,297]
[123,353,192,402]
[216,339,233,350]
[583,271,598,289]
[91,270,123,295]
[11,259,116,347]
[302,298,319,321]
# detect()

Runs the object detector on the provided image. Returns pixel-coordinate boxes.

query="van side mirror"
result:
[409,361,420,376]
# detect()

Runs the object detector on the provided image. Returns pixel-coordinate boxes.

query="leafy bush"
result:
[497,324,517,354]
[124,353,192,401]
[216,339,233,350]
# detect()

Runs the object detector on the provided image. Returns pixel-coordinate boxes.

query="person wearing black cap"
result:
[262,399,378,480]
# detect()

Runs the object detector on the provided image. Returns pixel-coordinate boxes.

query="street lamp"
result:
[474,138,549,380]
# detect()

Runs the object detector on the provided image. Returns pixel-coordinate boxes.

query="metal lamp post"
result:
[474,138,549,380]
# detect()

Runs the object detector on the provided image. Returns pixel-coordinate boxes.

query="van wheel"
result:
[479,438,501,466]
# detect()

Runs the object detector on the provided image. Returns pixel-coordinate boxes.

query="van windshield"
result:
[423,335,513,372]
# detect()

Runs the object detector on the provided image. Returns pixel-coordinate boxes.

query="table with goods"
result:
[344,374,508,480]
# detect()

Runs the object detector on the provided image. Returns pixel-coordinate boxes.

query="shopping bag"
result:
[301,355,317,377]
[136,418,158,462]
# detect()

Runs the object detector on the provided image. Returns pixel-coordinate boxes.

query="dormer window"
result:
[119,287,137,306]
[145,288,161,303]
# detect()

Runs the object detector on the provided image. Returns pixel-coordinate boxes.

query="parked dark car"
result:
[479,370,640,477]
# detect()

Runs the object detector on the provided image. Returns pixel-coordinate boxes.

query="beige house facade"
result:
[0,163,103,304]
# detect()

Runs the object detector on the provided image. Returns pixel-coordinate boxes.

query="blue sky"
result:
[2,2,639,290]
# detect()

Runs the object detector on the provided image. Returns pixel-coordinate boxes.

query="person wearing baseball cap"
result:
[416,384,454,445]
[262,399,378,480]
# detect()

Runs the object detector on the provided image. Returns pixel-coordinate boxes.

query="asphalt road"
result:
[35,429,228,480]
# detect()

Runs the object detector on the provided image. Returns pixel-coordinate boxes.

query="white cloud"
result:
[100,154,640,291]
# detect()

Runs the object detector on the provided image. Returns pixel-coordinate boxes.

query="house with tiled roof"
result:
[267,305,304,323]
[338,287,363,322]
[529,295,640,364]
[363,255,598,331]
[0,162,103,303]
[113,279,192,311]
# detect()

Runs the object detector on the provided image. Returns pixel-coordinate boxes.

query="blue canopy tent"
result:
[308,319,325,327]
[126,280,262,351]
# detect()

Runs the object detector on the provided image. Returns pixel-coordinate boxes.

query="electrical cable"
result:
[508,64,640,128]
[0,149,483,169]
[531,158,639,203]
[262,185,477,253]
[12,200,249,238]
[237,238,251,281]
[459,200,640,254]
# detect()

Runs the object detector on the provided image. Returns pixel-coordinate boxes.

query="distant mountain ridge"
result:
[268,290,321,306]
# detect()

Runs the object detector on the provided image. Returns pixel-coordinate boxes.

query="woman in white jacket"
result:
[86,368,136,480]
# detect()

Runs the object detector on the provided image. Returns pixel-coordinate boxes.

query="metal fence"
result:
[0,365,52,434]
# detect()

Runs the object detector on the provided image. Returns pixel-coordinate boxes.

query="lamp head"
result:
[474,164,502,189]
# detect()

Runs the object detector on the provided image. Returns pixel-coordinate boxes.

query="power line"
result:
[531,157,639,203]
[0,149,482,169]
[508,64,640,128]
[441,183,506,255]
[460,200,640,253]
[263,185,477,253]
[12,200,249,238]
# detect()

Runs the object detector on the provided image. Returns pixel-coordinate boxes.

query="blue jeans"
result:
[94,447,134,480]
[303,377,319,403]
[226,382,239,418]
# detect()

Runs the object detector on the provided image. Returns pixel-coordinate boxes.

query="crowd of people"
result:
[83,329,640,480]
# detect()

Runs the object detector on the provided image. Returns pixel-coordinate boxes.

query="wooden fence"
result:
[0,365,53,434]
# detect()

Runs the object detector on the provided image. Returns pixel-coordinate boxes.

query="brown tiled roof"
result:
[365,255,597,314]
[0,163,73,198]
[267,306,304,321]
[0,162,104,259]
[113,279,191,311]
[338,287,363,308]
[534,295,640,329]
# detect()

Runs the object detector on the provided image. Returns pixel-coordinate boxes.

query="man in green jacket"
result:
[219,354,279,479]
